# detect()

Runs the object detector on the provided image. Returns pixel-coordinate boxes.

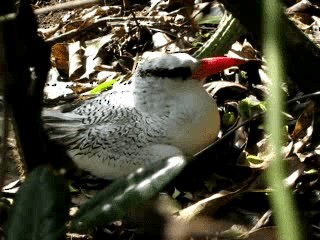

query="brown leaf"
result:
[51,43,69,74]
[248,227,278,240]
[165,216,234,240]
[176,172,260,222]
[292,101,315,140]
[204,81,247,101]
[229,40,259,60]
[70,82,94,94]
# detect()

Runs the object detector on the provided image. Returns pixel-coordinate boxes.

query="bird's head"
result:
[135,52,246,82]
[136,52,200,81]
[133,52,245,114]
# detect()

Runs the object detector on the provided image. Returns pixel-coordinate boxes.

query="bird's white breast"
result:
[164,80,220,155]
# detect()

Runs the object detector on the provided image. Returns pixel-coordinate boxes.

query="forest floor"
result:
[2,0,320,239]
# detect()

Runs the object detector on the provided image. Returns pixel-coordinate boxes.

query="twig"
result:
[287,91,320,105]
[46,19,106,44]
[34,0,106,15]
[45,16,189,44]
[194,112,263,158]
[128,6,142,33]
[249,210,272,232]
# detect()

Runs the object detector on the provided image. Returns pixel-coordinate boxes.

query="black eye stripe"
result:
[138,67,192,80]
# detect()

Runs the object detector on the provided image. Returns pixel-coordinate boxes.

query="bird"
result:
[43,52,243,179]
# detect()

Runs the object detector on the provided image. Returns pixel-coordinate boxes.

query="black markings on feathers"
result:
[138,67,192,80]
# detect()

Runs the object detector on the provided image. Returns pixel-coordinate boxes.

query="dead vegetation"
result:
[1,0,320,239]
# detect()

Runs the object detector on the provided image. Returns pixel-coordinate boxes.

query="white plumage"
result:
[43,52,220,179]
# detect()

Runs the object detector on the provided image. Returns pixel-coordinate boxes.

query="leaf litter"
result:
[2,0,320,239]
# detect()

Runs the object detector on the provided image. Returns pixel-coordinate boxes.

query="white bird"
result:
[43,52,240,179]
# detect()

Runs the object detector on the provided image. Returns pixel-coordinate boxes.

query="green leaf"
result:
[198,15,223,25]
[222,111,237,128]
[6,166,70,240]
[193,14,245,58]
[90,78,118,95]
[246,155,263,165]
[239,97,267,119]
[71,155,186,231]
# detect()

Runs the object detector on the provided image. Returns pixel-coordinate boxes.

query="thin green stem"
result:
[264,1,302,240]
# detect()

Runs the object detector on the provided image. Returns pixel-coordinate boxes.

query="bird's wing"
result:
[43,103,144,148]
[43,80,135,132]
[43,100,181,179]
[66,120,179,179]
[72,81,135,117]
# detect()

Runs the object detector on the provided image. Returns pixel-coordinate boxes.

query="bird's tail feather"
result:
[42,110,85,145]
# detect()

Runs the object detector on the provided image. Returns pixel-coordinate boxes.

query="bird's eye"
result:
[138,67,192,80]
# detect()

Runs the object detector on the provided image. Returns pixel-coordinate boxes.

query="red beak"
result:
[192,57,247,80]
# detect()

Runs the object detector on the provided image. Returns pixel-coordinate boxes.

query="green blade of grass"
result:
[263,1,302,240]
[90,78,118,95]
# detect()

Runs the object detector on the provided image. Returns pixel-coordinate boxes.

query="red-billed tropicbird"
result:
[44,52,244,179]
